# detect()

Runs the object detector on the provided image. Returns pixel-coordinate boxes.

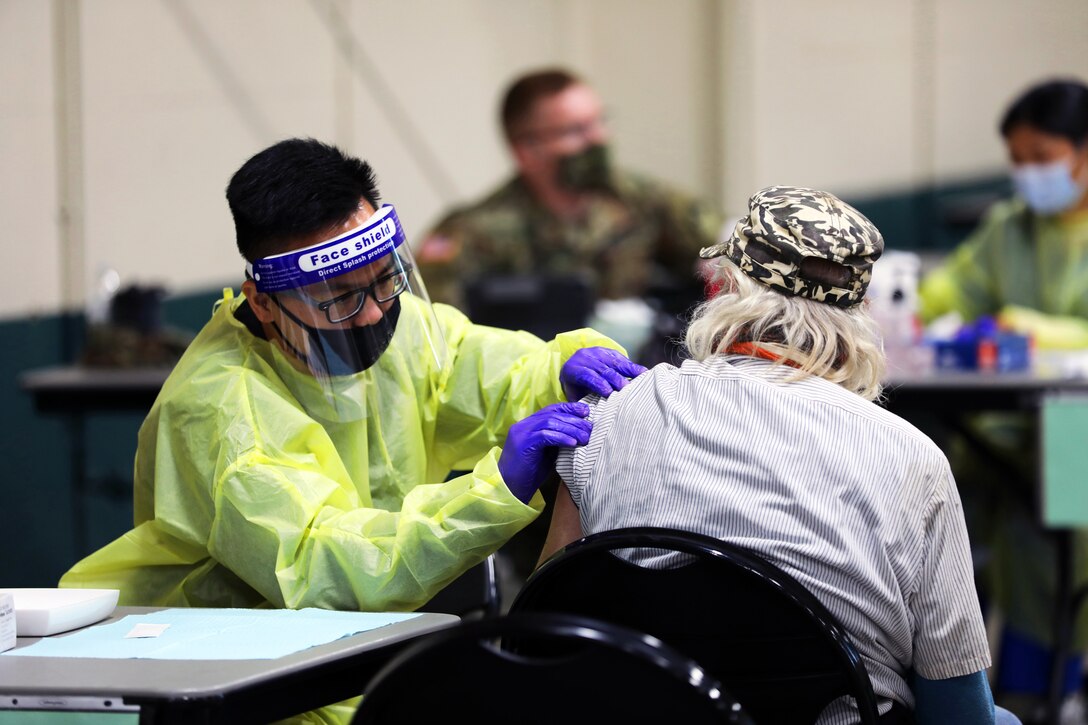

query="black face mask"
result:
[557,143,615,192]
[272,296,402,376]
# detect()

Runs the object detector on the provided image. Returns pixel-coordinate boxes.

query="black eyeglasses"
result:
[300,266,412,324]
[519,112,610,146]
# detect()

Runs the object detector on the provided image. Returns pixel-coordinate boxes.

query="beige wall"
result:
[720,0,1088,203]
[2,0,1087,319]
[2,1,62,316]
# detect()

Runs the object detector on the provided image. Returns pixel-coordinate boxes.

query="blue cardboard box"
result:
[933,332,1030,372]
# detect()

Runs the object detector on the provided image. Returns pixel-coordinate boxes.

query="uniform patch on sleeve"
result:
[417,234,461,263]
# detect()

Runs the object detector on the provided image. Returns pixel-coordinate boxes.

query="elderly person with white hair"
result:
[539,186,1019,725]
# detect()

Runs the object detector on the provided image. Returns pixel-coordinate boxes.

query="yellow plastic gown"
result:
[920,199,1088,343]
[62,290,620,723]
[919,198,1088,648]
[61,289,618,611]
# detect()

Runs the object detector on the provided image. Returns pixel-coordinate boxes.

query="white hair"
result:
[684,260,886,401]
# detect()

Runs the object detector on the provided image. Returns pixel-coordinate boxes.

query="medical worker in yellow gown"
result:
[61,138,643,724]
[920,78,1088,712]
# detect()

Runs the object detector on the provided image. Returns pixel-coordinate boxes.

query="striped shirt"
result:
[556,355,991,724]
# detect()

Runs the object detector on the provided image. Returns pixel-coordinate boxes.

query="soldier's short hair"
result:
[501,68,583,142]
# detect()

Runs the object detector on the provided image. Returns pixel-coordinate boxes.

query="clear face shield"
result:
[247,204,448,420]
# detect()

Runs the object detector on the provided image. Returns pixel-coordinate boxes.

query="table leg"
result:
[67,413,88,559]
[1046,530,1074,725]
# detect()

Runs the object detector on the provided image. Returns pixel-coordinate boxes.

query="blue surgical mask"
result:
[1011,159,1085,216]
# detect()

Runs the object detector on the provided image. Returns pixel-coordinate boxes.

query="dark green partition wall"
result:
[0,289,222,588]
[846,174,1010,252]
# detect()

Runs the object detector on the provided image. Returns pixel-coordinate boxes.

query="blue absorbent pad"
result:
[2,608,420,660]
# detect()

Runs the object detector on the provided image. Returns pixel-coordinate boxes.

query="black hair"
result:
[999,78,1088,145]
[500,68,582,142]
[226,138,380,262]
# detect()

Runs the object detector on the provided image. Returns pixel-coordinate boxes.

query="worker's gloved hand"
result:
[498,402,593,503]
[560,347,647,402]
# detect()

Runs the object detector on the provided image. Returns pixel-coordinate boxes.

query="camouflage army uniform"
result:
[416,172,723,309]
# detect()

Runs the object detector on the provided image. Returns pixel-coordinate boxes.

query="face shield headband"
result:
[247,204,408,294]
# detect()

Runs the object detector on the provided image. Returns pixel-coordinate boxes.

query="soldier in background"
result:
[416,67,723,316]
[417,68,720,594]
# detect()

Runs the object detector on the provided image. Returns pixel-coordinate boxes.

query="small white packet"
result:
[125,622,170,639]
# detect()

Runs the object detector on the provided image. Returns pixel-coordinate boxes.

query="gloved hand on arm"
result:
[498,402,593,503]
[559,347,647,402]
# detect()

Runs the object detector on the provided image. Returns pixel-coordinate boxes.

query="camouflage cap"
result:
[700,186,883,308]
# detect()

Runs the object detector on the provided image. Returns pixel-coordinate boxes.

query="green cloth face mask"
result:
[557,144,615,192]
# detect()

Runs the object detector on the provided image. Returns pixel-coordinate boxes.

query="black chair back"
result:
[465,274,594,340]
[352,612,750,724]
[510,526,881,724]
[416,554,500,619]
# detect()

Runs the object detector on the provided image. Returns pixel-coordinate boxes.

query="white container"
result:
[868,250,929,374]
[0,588,119,636]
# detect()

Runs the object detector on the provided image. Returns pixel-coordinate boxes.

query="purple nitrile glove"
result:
[498,402,593,503]
[560,347,648,402]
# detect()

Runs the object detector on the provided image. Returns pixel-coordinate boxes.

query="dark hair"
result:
[999,78,1088,145]
[500,68,582,141]
[226,138,380,262]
